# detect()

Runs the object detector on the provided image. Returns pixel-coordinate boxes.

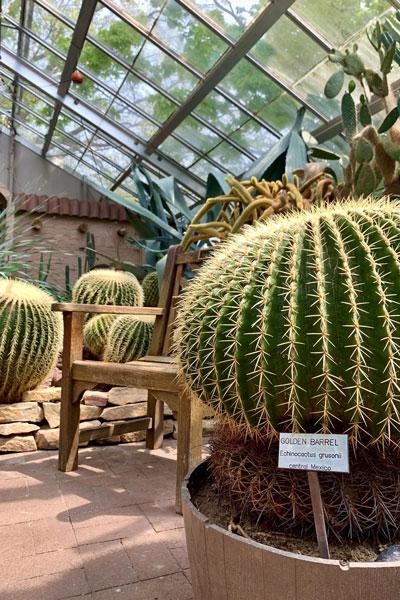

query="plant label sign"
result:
[278,433,349,473]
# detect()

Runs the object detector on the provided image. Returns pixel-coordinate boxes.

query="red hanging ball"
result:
[71,70,84,84]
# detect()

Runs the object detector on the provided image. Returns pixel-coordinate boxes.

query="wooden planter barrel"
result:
[182,461,400,600]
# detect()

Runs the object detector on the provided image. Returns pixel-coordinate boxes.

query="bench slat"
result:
[73,361,177,390]
[79,418,151,442]
[52,303,164,315]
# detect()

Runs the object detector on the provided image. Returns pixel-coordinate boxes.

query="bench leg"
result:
[58,380,81,472]
[175,390,203,514]
[146,392,164,450]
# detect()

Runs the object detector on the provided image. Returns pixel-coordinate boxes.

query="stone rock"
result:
[35,420,101,450]
[82,391,109,407]
[120,419,174,444]
[0,402,43,424]
[43,403,102,428]
[95,436,121,445]
[22,388,61,403]
[101,403,147,421]
[0,435,37,452]
[51,367,62,387]
[108,387,148,406]
[0,422,40,435]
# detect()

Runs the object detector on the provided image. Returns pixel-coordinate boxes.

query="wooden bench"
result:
[52,245,211,513]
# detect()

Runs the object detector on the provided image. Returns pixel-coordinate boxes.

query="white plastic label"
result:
[278,433,349,473]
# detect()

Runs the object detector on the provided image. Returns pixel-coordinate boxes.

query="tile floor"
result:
[0,440,199,600]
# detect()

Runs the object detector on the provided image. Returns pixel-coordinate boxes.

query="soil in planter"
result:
[190,470,399,562]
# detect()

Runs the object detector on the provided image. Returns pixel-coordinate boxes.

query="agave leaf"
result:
[324,70,344,99]
[378,107,399,133]
[309,147,341,160]
[157,176,193,222]
[286,131,308,178]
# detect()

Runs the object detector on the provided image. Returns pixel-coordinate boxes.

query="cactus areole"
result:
[175,199,400,449]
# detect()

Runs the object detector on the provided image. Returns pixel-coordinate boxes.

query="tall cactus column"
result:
[175,198,400,449]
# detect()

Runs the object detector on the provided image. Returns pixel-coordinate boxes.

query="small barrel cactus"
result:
[72,269,143,308]
[83,314,118,357]
[142,271,159,307]
[0,279,62,401]
[175,198,400,448]
[104,316,154,363]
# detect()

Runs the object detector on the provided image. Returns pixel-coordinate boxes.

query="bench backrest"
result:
[149,245,212,356]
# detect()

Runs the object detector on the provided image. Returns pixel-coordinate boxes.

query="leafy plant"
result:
[175,197,400,541]
[324,14,400,197]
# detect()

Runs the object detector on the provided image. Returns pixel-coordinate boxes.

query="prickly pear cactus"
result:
[0,279,62,401]
[175,198,400,448]
[104,316,154,363]
[142,271,159,307]
[72,269,143,309]
[83,314,118,357]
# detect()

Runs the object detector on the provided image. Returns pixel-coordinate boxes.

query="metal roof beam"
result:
[145,0,297,153]
[42,0,98,156]
[1,46,206,196]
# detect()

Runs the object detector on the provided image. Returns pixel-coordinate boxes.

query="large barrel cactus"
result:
[104,315,154,363]
[72,269,143,308]
[83,313,118,357]
[142,271,159,307]
[175,198,400,448]
[0,279,62,401]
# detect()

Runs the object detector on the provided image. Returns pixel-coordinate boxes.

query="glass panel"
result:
[152,0,228,73]
[75,161,112,186]
[74,77,113,113]
[229,120,278,158]
[82,151,121,179]
[207,141,252,174]
[189,0,269,39]
[52,130,84,157]
[220,59,282,115]
[89,5,144,62]
[195,91,248,134]
[189,158,226,180]
[47,149,79,172]
[133,40,199,102]
[293,0,390,46]
[120,74,175,123]
[43,1,83,24]
[175,116,223,152]
[110,0,166,30]
[15,123,44,149]
[257,93,323,134]
[26,38,65,81]
[19,88,53,121]
[1,20,19,52]
[159,137,199,168]
[79,41,128,87]
[91,139,132,170]
[29,2,73,55]
[252,15,326,84]
[17,107,49,134]
[109,97,159,140]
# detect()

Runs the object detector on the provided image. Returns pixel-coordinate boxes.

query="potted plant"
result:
[175,198,400,599]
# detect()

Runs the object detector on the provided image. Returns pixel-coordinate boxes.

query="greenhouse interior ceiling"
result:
[0,0,399,203]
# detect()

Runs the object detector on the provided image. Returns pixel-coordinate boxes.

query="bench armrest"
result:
[52,303,164,316]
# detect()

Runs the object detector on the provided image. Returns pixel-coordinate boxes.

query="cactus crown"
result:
[142,271,160,307]
[72,269,143,308]
[0,279,62,401]
[104,316,154,363]
[83,313,118,357]
[175,198,400,449]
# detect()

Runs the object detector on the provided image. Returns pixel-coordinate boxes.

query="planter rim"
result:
[182,459,400,569]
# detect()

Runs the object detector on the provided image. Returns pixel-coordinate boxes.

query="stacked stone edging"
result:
[0,386,215,452]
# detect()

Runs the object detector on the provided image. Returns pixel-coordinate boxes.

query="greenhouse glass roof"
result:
[0,0,398,201]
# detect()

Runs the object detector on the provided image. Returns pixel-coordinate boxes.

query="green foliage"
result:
[0,279,62,401]
[175,198,400,449]
[104,316,154,363]
[83,313,118,357]
[142,271,159,307]
[72,269,143,308]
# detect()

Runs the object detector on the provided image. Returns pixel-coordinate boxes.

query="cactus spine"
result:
[175,198,400,449]
[83,314,118,357]
[72,269,143,308]
[142,271,159,307]
[0,279,62,401]
[104,316,154,363]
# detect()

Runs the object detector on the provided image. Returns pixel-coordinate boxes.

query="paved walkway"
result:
[0,440,196,599]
